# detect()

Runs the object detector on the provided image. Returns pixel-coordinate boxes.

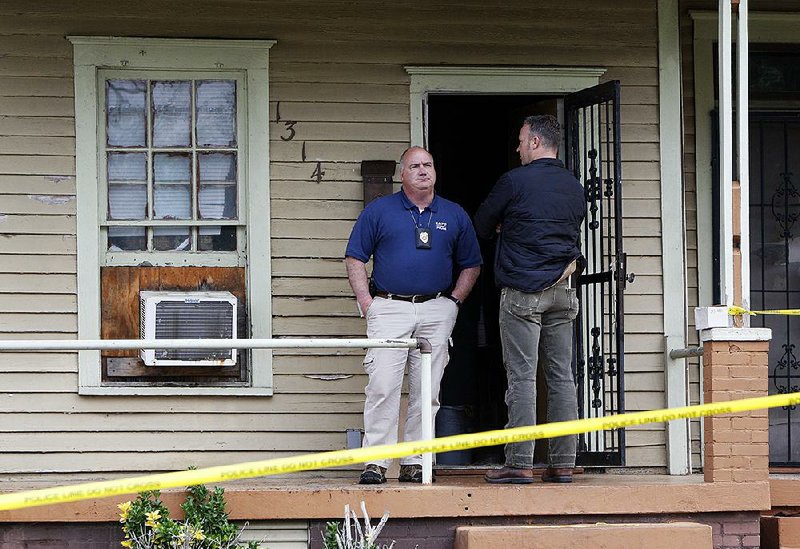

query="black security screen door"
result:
[565,80,628,466]
[749,112,800,467]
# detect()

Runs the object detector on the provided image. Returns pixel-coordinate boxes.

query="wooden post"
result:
[718,0,734,307]
[732,180,743,327]
[737,0,751,322]
[719,0,749,326]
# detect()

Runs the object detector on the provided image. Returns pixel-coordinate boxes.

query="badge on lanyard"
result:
[416,226,432,249]
[411,208,433,249]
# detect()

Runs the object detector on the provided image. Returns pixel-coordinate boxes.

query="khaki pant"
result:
[362,296,459,468]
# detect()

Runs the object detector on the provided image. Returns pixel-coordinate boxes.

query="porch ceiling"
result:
[0,473,770,522]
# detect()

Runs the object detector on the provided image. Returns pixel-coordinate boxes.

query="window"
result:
[70,37,274,395]
[102,76,243,264]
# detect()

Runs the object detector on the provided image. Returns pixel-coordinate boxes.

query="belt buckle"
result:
[411,295,419,303]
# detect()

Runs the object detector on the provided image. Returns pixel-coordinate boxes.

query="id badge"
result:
[416,227,432,249]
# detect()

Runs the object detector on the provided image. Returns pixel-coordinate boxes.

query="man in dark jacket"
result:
[474,115,586,484]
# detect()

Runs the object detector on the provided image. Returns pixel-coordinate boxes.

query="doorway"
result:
[428,94,560,466]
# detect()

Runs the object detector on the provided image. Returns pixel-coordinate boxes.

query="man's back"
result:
[475,157,586,293]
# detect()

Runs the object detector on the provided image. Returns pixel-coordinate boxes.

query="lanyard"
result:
[409,208,433,229]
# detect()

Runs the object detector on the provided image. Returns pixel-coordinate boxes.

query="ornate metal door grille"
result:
[749,112,800,467]
[565,81,628,466]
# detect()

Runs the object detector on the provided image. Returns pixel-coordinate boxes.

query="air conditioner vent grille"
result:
[153,301,234,361]
[139,291,237,366]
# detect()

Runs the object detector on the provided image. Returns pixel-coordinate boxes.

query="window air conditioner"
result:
[139,291,237,366]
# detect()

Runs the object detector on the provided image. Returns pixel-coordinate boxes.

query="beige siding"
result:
[0,0,666,475]
[236,520,309,549]
[680,0,708,472]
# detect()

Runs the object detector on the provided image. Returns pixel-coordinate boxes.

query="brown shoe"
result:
[484,466,534,484]
[541,467,573,483]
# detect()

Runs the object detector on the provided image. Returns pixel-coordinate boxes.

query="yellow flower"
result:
[145,509,161,529]
[193,529,206,541]
[121,540,133,548]
[117,501,132,522]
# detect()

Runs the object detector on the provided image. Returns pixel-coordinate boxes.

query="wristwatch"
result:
[445,294,462,308]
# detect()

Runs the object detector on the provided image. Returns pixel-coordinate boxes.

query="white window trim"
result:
[691,12,800,309]
[69,37,275,396]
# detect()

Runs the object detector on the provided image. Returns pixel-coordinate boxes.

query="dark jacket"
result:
[474,157,586,293]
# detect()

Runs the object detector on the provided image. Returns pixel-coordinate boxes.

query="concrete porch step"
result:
[455,522,713,549]
[762,516,800,549]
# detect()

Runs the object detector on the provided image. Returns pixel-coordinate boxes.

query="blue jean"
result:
[499,281,579,469]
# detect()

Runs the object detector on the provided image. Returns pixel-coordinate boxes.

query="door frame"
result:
[405,66,606,463]
[404,66,606,148]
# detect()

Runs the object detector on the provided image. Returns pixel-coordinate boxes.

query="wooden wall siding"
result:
[236,520,309,549]
[0,0,666,474]
[679,0,703,472]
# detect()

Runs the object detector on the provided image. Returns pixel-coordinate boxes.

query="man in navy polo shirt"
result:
[345,146,482,484]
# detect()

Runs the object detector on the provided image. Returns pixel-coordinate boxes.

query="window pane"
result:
[196,80,237,147]
[198,152,237,219]
[152,81,191,147]
[107,152,147,220]
[153,227,191,251]
[106,80,146,147]
[198,226,237,251]
[153,153,191,220]
[108,226,146,251]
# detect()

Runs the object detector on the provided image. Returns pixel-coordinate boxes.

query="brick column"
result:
[701,328,771,483]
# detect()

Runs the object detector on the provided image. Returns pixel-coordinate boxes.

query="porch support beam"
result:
[718,0,735,309]
[658,0,691,475]
[718,0,750,318]
[737,0,751,319]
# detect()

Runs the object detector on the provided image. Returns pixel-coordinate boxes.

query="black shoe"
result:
[398,464,422,483]
[359,464,386,484]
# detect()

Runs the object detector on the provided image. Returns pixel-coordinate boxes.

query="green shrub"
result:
[118,485,261,548]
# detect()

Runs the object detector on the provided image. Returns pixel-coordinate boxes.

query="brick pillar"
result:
[701,328,771,483]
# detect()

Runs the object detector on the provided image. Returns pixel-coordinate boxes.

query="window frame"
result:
[99,70,247,266]
[70,37,275,396]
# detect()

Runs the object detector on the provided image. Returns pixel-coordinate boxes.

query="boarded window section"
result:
[105,79,239,253]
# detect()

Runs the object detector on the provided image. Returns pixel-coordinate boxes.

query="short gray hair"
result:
[523,114,561,150]
[399,146,430,168]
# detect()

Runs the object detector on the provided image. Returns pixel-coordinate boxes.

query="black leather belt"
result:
[374,291,443,303]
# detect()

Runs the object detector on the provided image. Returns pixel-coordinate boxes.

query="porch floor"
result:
[0,472,771,523]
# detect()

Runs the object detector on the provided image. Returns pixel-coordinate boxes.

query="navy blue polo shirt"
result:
[346,190,482,295]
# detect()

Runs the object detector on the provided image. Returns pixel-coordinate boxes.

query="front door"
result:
[749,112,800,466]
[428,83,627,467]
[429,94,561,466]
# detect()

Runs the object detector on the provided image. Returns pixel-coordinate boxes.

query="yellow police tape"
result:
[1,391,798,512]
[729,306,800,316]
